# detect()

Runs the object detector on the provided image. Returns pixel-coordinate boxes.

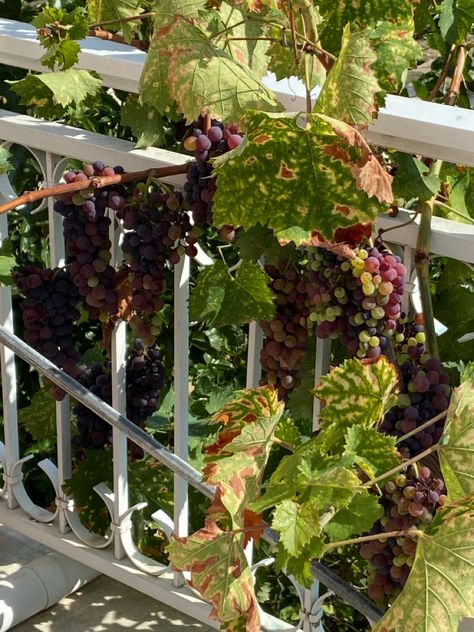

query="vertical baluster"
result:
[402,245,414,316]
[173,255,190,586]
[246,321,263,389]
[0,211,19,509]
[110,210,128,559]
[312,338,331,431]
[47,152,71,533]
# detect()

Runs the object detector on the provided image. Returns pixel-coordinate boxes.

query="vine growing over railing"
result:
[1,0,474,630]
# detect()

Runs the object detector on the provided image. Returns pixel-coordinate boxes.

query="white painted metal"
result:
[246,322,263,389]
[312,338,331,431]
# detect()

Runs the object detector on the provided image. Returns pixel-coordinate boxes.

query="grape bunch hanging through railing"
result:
[307,245,405,359]
[183,119,243,226]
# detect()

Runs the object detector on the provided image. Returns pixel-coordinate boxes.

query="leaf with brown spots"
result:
[167,520,260,632]
[213,111,393,239]
[373,501,474,632]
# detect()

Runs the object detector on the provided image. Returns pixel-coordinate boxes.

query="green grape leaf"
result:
[269,436,330,486]
[313,357,399,452]
[367,21,423,93]
[267,40,326,91]
[234,223,281,263]
[297,462,361,510]
[33,6,89,42]
[0,253,15,286]
[18,388,56,443]
[373,501,474,632]
[275,416,303,450]
[393,153,441,202]
[316,25,380,125]
[439,163,474,222]
[87,0,145,42]
[285,334,316,422]
[41,40,82,71]
[189,261,275,327]
[168,521,259,630]
[343,426,401,478]
[317,0,414,55]
[324,491,383,542]
[439,373,474,499]
[140,15,281,124]
[272,499,320,556]
[121,95,165,149]
[248,481,294,513]
[439,0,474,45]
[0,147,12,175]
[212,111,393,239]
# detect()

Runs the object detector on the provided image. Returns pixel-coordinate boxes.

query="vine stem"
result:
[432,199,474,223]
[90,28,149,51]
[362,444,440,489]
[323,528,421,552]
[0,163,193,215]
[427,45,455,101]
[396,409,448,444]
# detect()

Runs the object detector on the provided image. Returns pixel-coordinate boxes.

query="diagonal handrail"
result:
[0,324,383,624]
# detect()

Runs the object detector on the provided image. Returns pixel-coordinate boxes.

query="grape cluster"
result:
[74,340,164,450]
[361,466,447,603]
[380,341,450,457]
[183,120,243,226]
[307,245,405,359]
[116,186,198,345]
[259,263,310,399]
[53,161,127,319]
[15,266,81,399]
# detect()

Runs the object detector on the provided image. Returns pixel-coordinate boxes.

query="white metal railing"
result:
[1,16,474,632]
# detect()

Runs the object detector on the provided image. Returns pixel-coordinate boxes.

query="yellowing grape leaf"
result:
[373,501,474,632]
[439,373,474,500]
[167,520,259,631]
[140,15,281,123]
[313,357,398,453]
[316,25,380,125]
[212,111,393,239]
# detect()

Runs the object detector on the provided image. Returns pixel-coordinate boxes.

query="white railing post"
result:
[312,338,331,431]
[173,255,190,586]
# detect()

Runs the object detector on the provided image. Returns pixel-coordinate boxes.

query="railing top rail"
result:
[3,18,474,166]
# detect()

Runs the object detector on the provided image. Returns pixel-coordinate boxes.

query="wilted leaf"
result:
[189,261,275,327]
[213,111,393,239]
[439,371,474,499]
[373,501,474,632]
[168,520,260,631]
[313,357,399,452]
[316,25,380,125]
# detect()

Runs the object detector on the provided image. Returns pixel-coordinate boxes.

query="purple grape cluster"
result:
[183,120,243,226]
[15,266,81,399]
[307,245,405,359]
[259,263,310,400]
[361,466,447,603]
[74,340,164,450]
[116,187,198,345]
[53,161,127,319]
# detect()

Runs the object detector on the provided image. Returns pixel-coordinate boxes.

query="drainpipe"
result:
[0,552,99,631]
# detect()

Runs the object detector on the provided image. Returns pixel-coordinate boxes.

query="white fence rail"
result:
[0,16,474,632]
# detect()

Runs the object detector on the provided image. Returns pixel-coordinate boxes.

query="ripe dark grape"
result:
[363,466,446,605]
[183,118,243,226]
[307,244,405,359]
[15,266,81,400]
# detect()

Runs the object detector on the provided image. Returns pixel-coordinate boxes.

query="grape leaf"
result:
[121,95,165,149]
[367,21,423,93]
[393,153,441,202]
[168,521,259,631]
[343,426,401,478]
[324,491,383,542]
[317,0,414,55]
[373,501,474,632]
[0,255,15,286]
[33,6,89,70]
[313,357,398,452]
[189,261,275,327]
[439,373,474,500]
[18,388,56,444]
[140,15,281,123]
[234,223,281,263]
[315,25,380,125]
[439,0,474,44]
[212,111,393,239]
[0,148,12,175]
[275,415,303,450]
[296,461,361,510]
[272,499,320,556]
[87,0,145,42]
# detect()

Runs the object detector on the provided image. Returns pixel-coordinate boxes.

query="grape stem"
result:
[396,410,448,445]
[362,444,440,489]
[0,163,193,215]
[90,28,149,51]
[323,528,421,552]
[432,199,474,223]
[427,45,455,102]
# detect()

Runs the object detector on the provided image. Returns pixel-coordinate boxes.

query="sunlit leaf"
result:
[439,0,474,44]
[272,499,320,556]
[324,491,383,542]
[343,426,401,478]
[87,0,145,41]
[213,111,393,239]
[373,501,474,632]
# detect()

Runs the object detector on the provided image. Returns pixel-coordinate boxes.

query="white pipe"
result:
[0,552,100,631]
